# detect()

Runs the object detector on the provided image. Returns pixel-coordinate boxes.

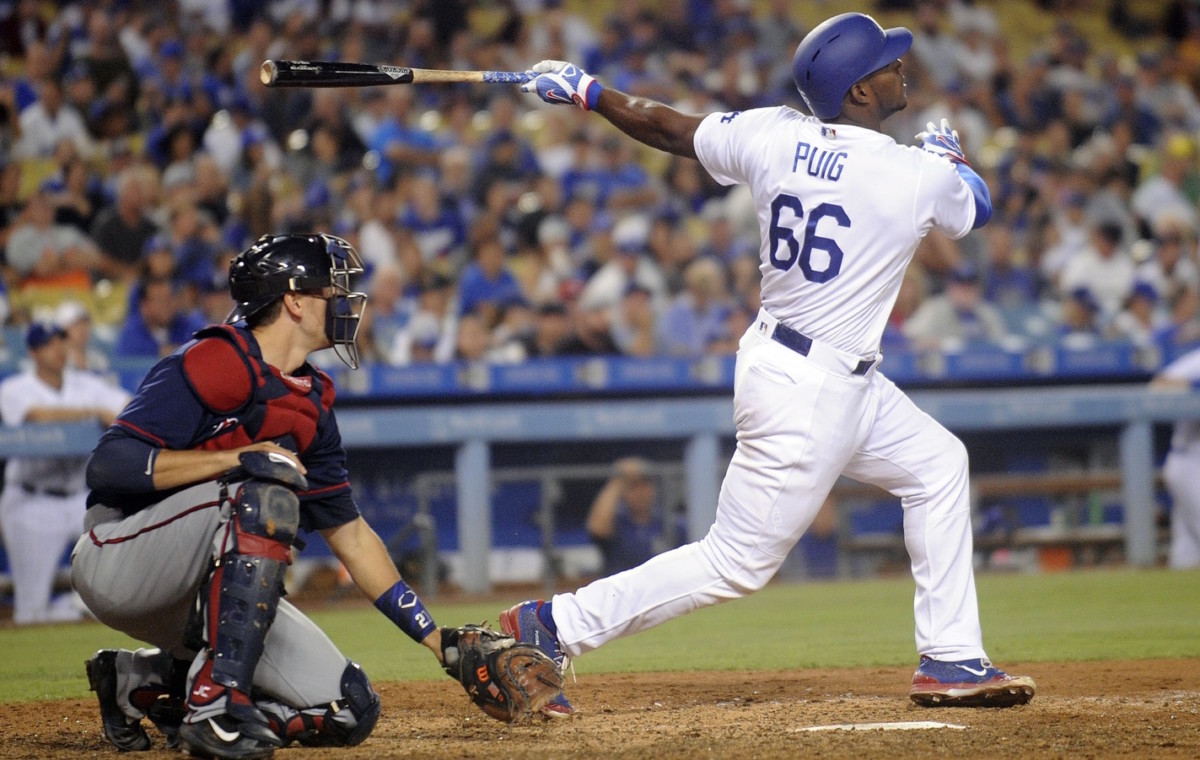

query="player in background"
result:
[0,321,129,624]
[586,457,683,576]
[1150,346,1200,569]
[70,234,446,759]
[503,12,1036,712]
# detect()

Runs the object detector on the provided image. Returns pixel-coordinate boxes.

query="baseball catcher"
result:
[440,625,565,722]
[71,233,536,760]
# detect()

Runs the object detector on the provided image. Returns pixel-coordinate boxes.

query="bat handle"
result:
[482,71,536,84]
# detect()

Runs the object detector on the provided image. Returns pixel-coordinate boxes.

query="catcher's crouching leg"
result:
[259,661,381,747]
[182,462,304,755]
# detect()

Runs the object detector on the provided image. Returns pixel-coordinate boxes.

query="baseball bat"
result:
[260,60,535,88]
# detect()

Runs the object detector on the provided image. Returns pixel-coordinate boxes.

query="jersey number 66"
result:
[768,194,849,283]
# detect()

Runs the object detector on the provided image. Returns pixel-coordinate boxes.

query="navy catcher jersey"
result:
[87,324,358,532]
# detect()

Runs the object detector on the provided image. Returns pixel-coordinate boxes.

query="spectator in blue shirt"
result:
[398,173,467,263]
[596,135,658,212]
[658,256,730,356]
[586,457,682,576]
[582,16,631,79]
[561,135,656,212]
[981,224,1039,308]
[368,87,441,185]
[457,237,524,324]
[1100,74,1162,147]
[114,276,206,358]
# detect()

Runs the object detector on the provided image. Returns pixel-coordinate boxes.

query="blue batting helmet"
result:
[791,13,913,120]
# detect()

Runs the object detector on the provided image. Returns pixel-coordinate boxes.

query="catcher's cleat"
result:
[499,600,576,717]
[145,695,185,749]
[178,714,279,760]
[86,649,152,752]
[909,656,1036,707]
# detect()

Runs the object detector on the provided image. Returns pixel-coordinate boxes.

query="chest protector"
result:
[180,325,336,455]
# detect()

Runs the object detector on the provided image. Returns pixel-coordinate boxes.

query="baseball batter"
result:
[0,322,129,625]
[502,12,1035,711]
[1151,346,1200,569]
[70,234,447,759]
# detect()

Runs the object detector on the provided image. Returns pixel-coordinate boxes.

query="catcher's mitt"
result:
[440,624,565,722]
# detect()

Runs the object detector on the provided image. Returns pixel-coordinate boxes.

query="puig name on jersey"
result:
[793,141,847,182]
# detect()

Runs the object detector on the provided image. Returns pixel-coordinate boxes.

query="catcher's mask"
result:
[226,233,368,369]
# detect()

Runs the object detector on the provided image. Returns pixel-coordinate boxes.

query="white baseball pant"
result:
[552,313,986,661]
[0,487,86,624]
[1164,449,1200,569]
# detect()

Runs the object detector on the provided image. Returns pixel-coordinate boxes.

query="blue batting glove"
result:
[520,59,603,111]
[916,118,969,165]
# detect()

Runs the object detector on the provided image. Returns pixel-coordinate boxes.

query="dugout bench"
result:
[835,469,1168,574]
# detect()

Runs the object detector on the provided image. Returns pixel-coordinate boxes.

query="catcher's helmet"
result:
[227,233,368,368]
[791,13,913,120]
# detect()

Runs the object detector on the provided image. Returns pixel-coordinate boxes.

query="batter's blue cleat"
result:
[909,656,1036,707]
[499,600,576,717]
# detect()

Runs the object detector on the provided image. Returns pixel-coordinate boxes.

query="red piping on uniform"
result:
[300,482,349,497]
[113,419,167,447]
[89,500,222,546]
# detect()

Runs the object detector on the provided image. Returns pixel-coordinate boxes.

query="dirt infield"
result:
[9,659,1199,759]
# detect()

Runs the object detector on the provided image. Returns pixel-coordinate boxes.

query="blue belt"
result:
[771,322,875,376]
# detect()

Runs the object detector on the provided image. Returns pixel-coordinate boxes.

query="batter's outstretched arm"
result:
[520,59,704,159]
[594,89,704,159]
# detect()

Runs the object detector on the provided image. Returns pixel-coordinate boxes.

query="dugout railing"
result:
[406,462,686,597]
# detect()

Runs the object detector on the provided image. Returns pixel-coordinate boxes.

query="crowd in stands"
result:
[1,0,1200,373]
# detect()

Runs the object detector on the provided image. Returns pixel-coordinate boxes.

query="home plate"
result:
[791,721,967,733]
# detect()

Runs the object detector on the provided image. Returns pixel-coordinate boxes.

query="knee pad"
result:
[331,661,381,746]
[263,661,381,747]
[231,480,301,553]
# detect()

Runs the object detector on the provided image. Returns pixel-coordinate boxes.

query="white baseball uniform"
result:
[0,367,129,624]
[553,108,987,661]
[1157,348,1200,569]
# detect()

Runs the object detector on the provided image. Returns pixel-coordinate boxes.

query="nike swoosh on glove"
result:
[520,59,603,111]
[916,118,970,165]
